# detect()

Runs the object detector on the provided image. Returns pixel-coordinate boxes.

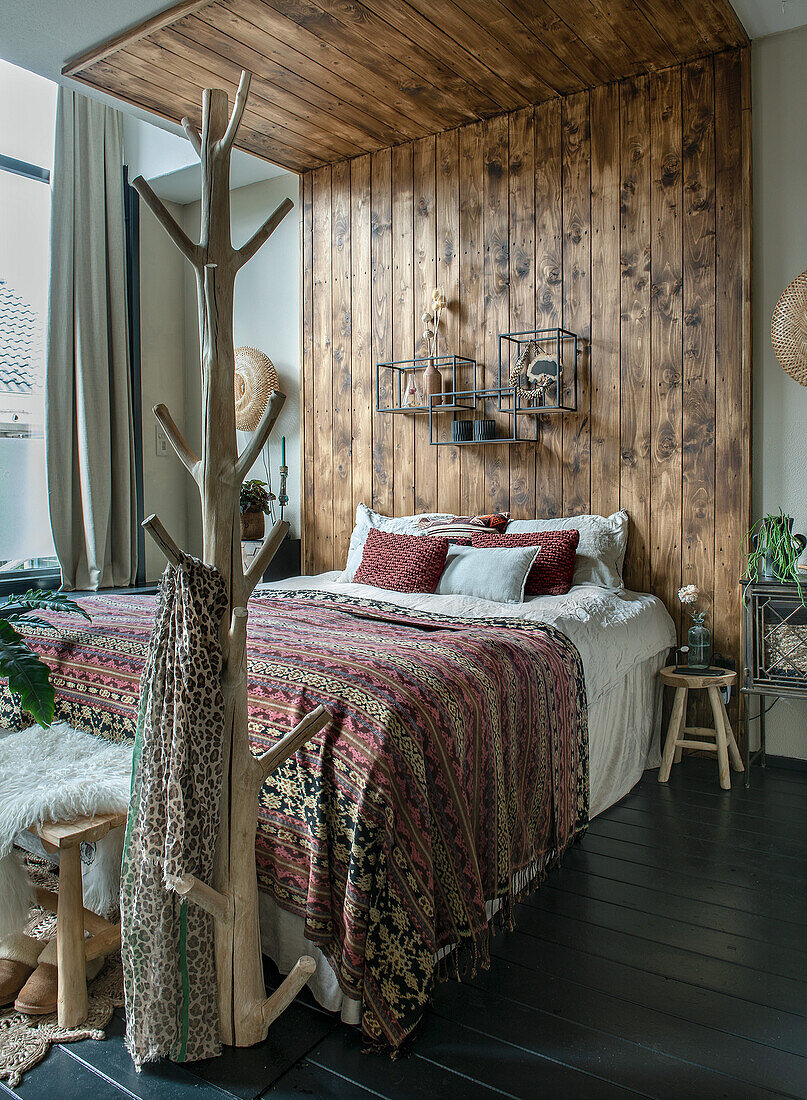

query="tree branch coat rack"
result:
[133,71,331,1049]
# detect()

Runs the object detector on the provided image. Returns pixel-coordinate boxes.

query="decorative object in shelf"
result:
[771,269,807,386]
[498,328,579,414]
[744,510,806,601]
[421,286,447,405]
[451,420,473,443]
[678,584,711,670]
[473,419,496,442]
[376,355,477,414]
[429,388,525,447]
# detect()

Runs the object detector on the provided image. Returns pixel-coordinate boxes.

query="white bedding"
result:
[256,572,676,1016]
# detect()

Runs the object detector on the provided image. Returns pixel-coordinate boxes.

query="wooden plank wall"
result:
[301,48,750,673]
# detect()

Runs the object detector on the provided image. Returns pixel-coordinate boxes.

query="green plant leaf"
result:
[1,590,91,622]
[3,615,59,633]
[0,618,55,727]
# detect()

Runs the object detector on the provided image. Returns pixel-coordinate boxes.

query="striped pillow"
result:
[354,528,449,593]
[418,512,510,540]
[470,530,580,596]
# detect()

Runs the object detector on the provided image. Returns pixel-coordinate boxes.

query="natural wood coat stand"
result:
[132,72,330,1047]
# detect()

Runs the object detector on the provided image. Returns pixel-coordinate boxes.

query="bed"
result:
[0,571,674,1050]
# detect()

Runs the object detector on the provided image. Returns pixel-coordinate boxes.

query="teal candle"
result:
[281,436,286,465]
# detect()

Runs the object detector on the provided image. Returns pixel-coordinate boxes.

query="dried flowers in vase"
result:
[421,287,447,406]
[677,584,711,669]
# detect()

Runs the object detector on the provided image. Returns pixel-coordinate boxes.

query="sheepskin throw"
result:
[0,723,132,941]
[120,557,228,1067]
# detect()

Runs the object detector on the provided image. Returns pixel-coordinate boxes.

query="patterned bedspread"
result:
[0,588,588,1050]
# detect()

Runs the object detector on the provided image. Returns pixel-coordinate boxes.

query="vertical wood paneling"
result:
[392,143,415,518]
[350,155,373,536]
[436,128,462,516]
[714,49,744,664]
[413,136,438,513]
[331,158,353,563]
[312,165,333,571]
[371,148,394,516]
[650,66,684,638]
[301,172,315,573]
[508,107,535,519]
[458,121,485,514]
[533,97,564,518]
[483,113,510,514]
[619,75,652,593]
[682,57,716,623]
[302,53,749,681]
[589,82,621,519]
[561,90,592,517]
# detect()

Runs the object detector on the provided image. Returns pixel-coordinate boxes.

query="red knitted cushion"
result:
[470,530,580,596]
[354,528,449,593]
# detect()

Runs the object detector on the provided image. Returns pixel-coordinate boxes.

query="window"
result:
[0,60,58,582]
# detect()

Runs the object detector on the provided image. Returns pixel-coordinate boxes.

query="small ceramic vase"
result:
[423,358,443,406]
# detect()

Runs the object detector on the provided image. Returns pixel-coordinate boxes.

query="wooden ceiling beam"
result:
[197,3,412,144]
[259,0,497,129]
[144,28,374,157]
[302,0,506,119]
[63,0,212,77]
[173,16,400,148]
[65,0,750,174]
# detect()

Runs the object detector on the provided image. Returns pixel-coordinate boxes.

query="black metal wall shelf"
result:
[498,327,579,414]
[428,388,529,447]
[376,355,477,414]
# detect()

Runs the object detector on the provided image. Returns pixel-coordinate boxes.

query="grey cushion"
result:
[506,510,629,590]
[435,544,541,604]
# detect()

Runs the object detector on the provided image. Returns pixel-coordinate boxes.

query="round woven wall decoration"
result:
[234,347,281,430]
[772,270,807,387]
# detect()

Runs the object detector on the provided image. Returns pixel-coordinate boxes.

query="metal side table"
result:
[741,578,807,785]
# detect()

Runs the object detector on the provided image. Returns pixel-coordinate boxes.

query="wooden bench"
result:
[32,811,127,1028]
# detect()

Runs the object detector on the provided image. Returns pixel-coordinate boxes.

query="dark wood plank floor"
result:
[4,759,807,1099]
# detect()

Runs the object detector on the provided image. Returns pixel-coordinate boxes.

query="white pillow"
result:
[506,510,629,590]
[338,503,449,582]
[436,544,541,604]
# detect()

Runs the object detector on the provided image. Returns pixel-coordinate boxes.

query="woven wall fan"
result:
[234,346,282,430]
[772,270,807,387]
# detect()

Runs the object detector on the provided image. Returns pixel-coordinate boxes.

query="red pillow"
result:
[354,528,449,593]
[470,530,580,596]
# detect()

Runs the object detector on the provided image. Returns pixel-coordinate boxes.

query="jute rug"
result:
[0,855,124,1088]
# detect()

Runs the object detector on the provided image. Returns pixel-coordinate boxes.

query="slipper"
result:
[14,938,104,1016]
[0,935,43,1007]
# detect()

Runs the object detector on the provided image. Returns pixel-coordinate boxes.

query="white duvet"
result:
[259,571,677,711]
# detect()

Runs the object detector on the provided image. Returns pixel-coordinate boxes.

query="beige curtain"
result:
[46,88,136,591]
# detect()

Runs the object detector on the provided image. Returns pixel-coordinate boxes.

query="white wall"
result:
[753,25,807,759]
[138,201,190,581]
[181,174,302,543]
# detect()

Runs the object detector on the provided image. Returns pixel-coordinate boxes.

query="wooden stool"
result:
[32,811,126,1027]
[658,667,744,790]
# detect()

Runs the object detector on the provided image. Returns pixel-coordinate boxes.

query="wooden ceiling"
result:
[64,0,748,173]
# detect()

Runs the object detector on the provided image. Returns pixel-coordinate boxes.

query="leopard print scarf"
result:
[120,557,228,1067]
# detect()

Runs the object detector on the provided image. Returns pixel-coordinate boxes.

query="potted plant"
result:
[0,589,90,727]
[240,479,271,540]
[745,509,806,598]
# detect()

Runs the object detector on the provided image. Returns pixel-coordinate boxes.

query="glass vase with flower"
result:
[677,584,711,670]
